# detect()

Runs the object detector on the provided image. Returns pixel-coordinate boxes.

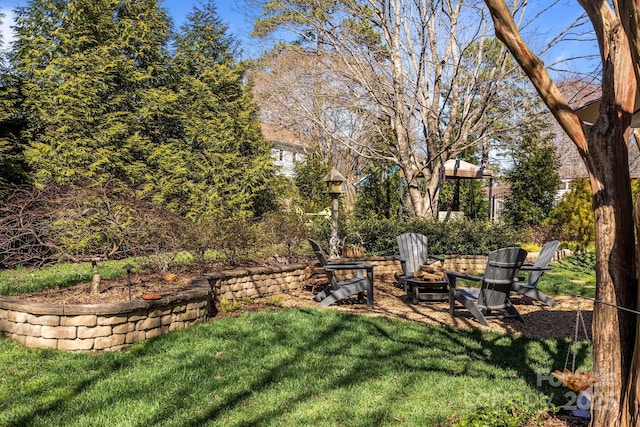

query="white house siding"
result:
[261,123,307,178]
[271,142,306,178]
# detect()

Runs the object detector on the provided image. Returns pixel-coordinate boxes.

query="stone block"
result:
[0,319,16,334]
[58,338,94,351]
[169,321,186,332]
[148,308,171,318]
[7,311,28,323]
[186,301,206,311]
[161,314,172,326]
[136,317,161,331]
[125,330,146,344]
[112,323,135,334]
[27,314,60,326]
[145,327,167,339]
[15,323,42,337]
[94,334,125,350]
[176,311,198,322]
[42,325,76,340]
[126,310,147,322]
[172,304,186,314]
[97,315,127,326]
[61,315,97,327]
[25,336,57,349]
[77,325,113,339]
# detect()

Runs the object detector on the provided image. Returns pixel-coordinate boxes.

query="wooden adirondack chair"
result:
[447,247,527,326]
[396,233,447,303]
[308,239,374,307]
[512,240,560,306]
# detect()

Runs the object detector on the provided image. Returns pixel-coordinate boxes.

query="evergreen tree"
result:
[502,119,560,229]
[12,0,176,190]
[0,18,29,186]
[544,178,594,249]
[172,1,277,221]
[354,164,402,220]
[294,153,330,213]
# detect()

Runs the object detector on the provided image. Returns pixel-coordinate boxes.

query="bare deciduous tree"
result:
[252,0,541,218]
[0,184,188,292]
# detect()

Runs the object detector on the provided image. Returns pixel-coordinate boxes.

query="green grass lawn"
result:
[0,251,597,426]
[537,251,596,299]
[0,308,589,427]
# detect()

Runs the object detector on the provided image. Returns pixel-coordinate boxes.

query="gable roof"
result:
[260,123,307,151]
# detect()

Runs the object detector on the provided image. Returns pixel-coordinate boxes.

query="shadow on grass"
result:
[2,307,590,426]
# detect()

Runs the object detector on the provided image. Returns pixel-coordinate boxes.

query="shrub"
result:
[335,217,521,256]
[218,297,242,313]
[544,178,594,250]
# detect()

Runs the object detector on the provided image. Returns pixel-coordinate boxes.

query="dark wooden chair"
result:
[396,233,447,303]
[308,239,374,307]
[447,247,527,326]
[512,240,560,306]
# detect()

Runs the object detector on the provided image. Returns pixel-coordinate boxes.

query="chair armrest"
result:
[326,260,365,266]
[519,265,552,272]
[445,270,483,289]
[445,270,482,281]
[323,263,374,271]
[427,254,445,262]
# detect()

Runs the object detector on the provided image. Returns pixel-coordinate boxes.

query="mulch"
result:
[269,273,593,340]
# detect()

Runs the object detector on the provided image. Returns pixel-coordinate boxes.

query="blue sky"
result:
[0,0,593,66]
[0,0,255,53]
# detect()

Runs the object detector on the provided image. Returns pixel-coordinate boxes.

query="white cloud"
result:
[0,8,16,52]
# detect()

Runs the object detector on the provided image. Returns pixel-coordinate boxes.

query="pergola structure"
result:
[441,159,495,220]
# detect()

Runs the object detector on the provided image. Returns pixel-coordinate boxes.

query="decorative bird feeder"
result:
[323,168,346,258]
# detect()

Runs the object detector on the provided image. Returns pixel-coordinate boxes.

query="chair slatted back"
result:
[397,233,430,276]
[478,247,527,310]
[527,240,560,287]
[309,239,340,290]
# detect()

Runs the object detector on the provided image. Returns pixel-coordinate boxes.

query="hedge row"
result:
[332,217,521,256]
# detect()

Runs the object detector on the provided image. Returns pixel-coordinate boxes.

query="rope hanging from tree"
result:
[549,286,640,391]
[551,302,597,391]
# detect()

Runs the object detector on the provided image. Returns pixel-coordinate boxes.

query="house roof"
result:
[260,123,306,149]
[574,95,640,128]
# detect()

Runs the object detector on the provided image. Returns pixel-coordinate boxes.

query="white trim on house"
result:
[261,123,308,178]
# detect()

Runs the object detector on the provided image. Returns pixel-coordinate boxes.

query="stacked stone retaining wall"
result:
[0,251,569,351]
[203,263,310,301]
[0,285,211,352]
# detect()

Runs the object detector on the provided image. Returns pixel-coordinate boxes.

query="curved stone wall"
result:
[1,253,558,352]
[0,284,211,352]
[0,263,313,352]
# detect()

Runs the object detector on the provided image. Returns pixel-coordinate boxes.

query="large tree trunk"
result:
[482,1,639,425]
[404,166,441,219]
[586,128,637,426]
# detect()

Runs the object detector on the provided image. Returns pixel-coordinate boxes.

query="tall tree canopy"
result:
[173,0,276,221]
[502,118,560,229]
[12,0,175,189]
[252,0,537,219]
[3,0,275,223]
